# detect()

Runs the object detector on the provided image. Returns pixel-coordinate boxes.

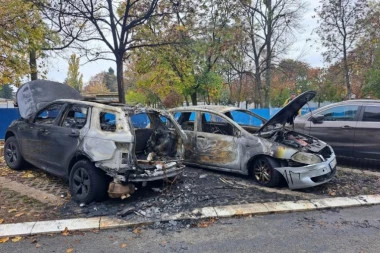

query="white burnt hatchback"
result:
[170,91,337,189]
[4,80,186,203]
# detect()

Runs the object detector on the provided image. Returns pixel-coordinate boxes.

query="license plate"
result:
[329,158,337,169]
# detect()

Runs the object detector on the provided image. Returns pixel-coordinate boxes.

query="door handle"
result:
[341,125,351,129]
[38,128,48,134]
[69,131,80,137]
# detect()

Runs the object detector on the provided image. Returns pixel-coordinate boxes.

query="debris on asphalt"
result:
[3,145,380,225]
[117,207,136,217]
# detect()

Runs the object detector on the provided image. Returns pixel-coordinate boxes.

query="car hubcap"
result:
[5,142,18,164]
[72,168,90,198]
[253,160,271,184]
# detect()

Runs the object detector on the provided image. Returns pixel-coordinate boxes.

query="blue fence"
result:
[0,107,316,140]
[0,108,20,139]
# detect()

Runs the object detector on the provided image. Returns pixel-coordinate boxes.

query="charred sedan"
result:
[4,80,185,203]
[169,91,337,189]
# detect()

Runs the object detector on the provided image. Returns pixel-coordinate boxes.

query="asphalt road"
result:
[2,205,380,253]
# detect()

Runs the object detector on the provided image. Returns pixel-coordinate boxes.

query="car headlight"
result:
[291,152,322,165]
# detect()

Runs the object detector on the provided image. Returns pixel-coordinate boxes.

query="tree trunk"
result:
[343,45,351,100]
[254,68,263,107]
[116,56,126,104]
[237,73,243,108]
[29,50,37,81]
[190,92,197,105]
[264,0,273,108]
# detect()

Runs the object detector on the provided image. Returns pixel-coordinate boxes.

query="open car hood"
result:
[257,91,316,133]
[16,80,82,119]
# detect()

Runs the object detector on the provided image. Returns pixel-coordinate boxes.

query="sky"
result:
[46,0,323,85]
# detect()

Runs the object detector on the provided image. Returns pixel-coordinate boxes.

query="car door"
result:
[353,104,380,160]
[172,111,198,163]
[305,105,359,157]
[20,102,66,167]
[195,111,240,171]
[22,102,88,177]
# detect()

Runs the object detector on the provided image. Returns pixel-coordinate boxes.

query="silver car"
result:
[170,91,337,189]
[294,99,380,162]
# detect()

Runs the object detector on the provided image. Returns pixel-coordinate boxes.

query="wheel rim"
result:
[253,159,272,184]
[72,167,91,199]
[5,142,18,164]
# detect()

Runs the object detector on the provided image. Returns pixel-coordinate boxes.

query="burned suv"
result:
[170,91,337,189]
[4,80,185,203]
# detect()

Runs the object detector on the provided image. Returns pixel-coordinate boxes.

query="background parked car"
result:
[294,99,380,162]
[169,91,337,190]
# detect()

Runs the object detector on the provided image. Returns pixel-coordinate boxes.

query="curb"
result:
[1,194,380,238]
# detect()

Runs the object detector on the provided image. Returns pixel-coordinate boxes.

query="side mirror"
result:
[310,114,324,124]
[234,128,242,137]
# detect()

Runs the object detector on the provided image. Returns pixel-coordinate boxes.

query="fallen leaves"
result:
[0,237,9,243]
[197,218,216,228]
[21,171,35,178]
[66,248,74,253]
[0,236,23,243]
[0,219,4,224]
[14,212,24,217]
[11,236,22,242]
[61,227,70,236]
[132,228,141,235]
[121,243,128,248]
[8,209,17,213]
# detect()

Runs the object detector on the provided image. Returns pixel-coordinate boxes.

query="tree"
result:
[65,54,83,92]
[1,0,42,84]
[0,84,13,99]
[83,72,110,94]
[240,0,304,107]
[104,68,117,92]
[37,0,161,103]
[316,0,369,99]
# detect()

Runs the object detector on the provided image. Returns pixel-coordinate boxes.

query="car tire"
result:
[4,136,26,170]
[69,160,109,204]
[251,156,281,187]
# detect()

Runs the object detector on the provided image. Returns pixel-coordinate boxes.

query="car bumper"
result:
[128,162,185,182]
[275,153,337,189]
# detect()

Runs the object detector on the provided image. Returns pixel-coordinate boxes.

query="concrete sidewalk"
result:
[1,194,380,238]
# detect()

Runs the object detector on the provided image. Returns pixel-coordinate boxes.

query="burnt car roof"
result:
[17,80,83,119]
[258,90,316,133]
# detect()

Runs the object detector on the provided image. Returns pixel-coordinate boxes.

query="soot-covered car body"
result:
[170,91,337,189]
[4,80,185,203]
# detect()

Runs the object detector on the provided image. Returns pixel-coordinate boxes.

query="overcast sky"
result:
[46,0,323,85]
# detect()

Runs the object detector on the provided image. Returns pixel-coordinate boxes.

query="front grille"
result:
[311,166,336,183]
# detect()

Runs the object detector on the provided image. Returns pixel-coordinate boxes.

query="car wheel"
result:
[4,136,26,170]
[251,157,281,187]
[69,160,109,204]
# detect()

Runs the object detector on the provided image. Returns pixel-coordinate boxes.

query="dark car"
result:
[169,91,337,189]
[3,80,186,203]
[294,99,380,162]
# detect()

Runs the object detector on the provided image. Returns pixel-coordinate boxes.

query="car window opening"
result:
[131,113,182,168]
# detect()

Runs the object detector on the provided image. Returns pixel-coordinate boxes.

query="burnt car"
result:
[169,91,337,189]
[4,80,185,203]
[294,99,380,162]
